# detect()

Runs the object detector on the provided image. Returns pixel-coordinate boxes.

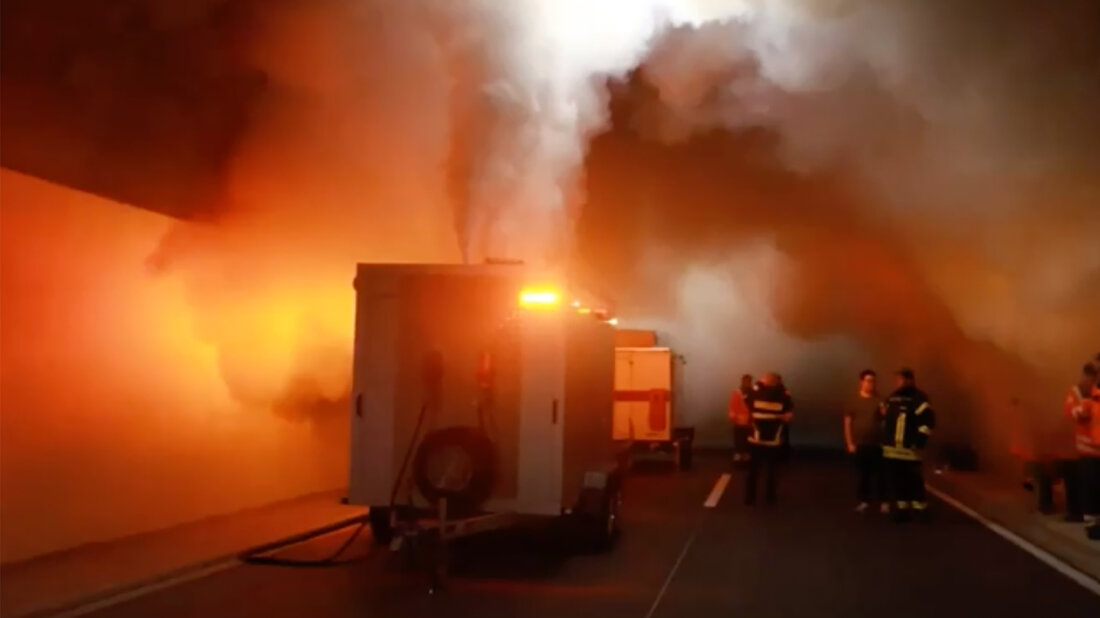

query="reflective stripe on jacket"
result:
[746,384,793,447]
[882,387,935,461]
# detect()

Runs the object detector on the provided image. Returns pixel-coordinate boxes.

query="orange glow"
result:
[0,171,355,562]
[577,306,592,314]
[519,287,561,307]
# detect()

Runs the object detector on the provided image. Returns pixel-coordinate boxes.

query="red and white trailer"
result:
[612,331,692,470]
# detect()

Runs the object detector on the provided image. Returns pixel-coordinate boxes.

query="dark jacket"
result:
[746,383,794,447]
[882,385,936,460]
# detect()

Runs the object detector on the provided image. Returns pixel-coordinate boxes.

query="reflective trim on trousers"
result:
[882,445,920,461]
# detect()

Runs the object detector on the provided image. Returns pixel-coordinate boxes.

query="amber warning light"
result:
[518,287,560,307]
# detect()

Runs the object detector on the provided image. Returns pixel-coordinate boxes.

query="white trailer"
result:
[346,263,624,585]
[613,345,693,470]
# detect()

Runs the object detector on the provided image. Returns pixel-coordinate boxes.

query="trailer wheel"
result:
[369,507,393,546]
[576,475,623,552]
[673,427,695,471]
[676,438,694,471]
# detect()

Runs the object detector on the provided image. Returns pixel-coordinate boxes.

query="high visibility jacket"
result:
[1092,385,1100,450]
[728,388,751,426]
[882,386,935,461]
[1064,385,1100,456]
[746,384,793,447]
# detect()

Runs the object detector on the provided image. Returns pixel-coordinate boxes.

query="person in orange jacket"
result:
[729,374,753,464]
[1065,363,1100,530]
[1086,378,1100,539]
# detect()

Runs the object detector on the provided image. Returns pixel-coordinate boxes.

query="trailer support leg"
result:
[429,498,449,594]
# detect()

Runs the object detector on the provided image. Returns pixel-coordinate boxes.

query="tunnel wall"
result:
[0,169,348,564]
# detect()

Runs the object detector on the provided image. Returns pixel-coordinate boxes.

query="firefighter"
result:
[729,374,753,465]
[1065,363,1100,533]
[881,368,936,522]
[744,372,794,506]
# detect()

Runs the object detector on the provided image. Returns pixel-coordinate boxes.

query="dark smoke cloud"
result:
[577,0,1100,456]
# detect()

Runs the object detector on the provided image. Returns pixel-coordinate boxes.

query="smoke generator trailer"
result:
[347,263,624,585]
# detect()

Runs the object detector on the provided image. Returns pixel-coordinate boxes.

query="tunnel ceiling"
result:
[0,0,264,219]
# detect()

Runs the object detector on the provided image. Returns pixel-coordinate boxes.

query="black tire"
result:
[369,507,393,546]
[677,438,693,471]
[672,427,695,471]
[577,476,623,553]
[412,426,496,517]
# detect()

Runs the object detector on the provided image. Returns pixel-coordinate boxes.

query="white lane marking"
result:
[927,485,1100,597]
[644,528,699,618]
[703,473,731,508]
[47,560,239,618]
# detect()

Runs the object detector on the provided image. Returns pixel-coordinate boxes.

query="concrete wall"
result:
[0,169,348,564]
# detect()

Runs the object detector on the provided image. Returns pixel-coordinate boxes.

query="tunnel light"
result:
[607,317,619,326]
[577,307,592,314]
[519,287,560,307]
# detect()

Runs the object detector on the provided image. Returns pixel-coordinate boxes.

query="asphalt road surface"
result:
[87,455,1100,618]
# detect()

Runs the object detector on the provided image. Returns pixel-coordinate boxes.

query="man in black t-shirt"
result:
[844,369,886,514]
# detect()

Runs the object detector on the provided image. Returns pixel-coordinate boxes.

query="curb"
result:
[24,513,368,618]
[928,478,1100,594]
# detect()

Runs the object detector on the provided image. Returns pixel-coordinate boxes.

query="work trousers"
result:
[885,457,926,511]
[1082,456,1100,517]
[1030,459,1082,517]
[732,426,752,457]
[745,444,781,504]
[855,445,884,504]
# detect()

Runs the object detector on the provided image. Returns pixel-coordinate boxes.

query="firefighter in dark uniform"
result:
[882,368,936,522]
[744,372,794,505]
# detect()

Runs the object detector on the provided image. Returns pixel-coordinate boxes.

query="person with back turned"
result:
[845,369,886,515]
[729,374,754,465]
[881,368,936,522]
[744,372,794,505]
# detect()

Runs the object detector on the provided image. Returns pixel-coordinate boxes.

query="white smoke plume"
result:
[437,0,756,264]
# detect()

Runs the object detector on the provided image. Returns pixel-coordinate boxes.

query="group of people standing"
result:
[728,367,936,521]
[728,355,1100,538]
[841,368,936,521]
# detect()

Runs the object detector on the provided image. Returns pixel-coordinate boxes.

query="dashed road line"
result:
[703,473,731,508]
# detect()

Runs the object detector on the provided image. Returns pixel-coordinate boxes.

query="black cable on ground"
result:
[239,516,369,568]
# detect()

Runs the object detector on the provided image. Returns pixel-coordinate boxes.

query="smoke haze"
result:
[4,0,1099,465]
[63,0,1100,452]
